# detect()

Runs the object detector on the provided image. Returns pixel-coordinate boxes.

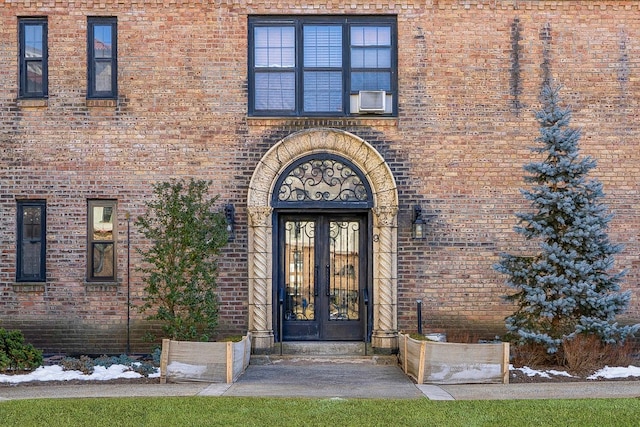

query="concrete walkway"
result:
[2,362,640,401]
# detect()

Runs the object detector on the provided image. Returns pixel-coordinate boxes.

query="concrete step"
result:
[279,341,370,356]
[250,341,398,366]
[250,354,398,365]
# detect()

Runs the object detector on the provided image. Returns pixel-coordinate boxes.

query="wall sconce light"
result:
[224,204,235,242]
[412,205,426,239]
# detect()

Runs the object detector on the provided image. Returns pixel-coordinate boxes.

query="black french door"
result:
[278,214,367,341]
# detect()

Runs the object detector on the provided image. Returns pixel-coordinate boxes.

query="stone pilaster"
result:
[247,206,274,350]
[372,205,398,351]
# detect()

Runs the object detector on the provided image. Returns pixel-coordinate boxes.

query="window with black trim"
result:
[249,16,397,117]
[18,18,48,98]
[88,200,117,281]
[17,200,46,282]
[87,17,117,99]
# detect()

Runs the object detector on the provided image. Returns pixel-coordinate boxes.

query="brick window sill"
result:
[86,99,117,108]
[85,281,119,292]
[12,282,46,292]
[17,99,48,108]
[246,116,398,128]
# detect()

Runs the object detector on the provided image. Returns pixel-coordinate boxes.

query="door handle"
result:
[314,266,319,296]
[326,264,331,297]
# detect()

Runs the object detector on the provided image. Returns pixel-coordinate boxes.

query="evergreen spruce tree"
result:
[496,84,637,356]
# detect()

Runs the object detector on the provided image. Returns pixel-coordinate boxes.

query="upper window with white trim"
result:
[249,16,397,117]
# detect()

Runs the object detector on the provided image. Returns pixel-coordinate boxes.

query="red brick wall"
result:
[1,1,638,353]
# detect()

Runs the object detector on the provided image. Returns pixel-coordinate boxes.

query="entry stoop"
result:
[251,342,398,365]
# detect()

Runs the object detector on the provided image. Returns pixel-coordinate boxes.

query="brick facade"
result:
[1,1,639,353]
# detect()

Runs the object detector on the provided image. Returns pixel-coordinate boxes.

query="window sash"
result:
[302,25,343,114]
[87,18,117,99]
[254,26,295,68]
[350,25,392,93]
[303,71,342,113]
[303,25,342,68]
[351,72,391,92]
[17,201,46,282]
[255,71,296,111]
[88,200,117,281]
[19,19,48,98]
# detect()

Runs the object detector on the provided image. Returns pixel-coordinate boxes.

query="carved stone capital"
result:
[247,206,273,227]
[373,206,398,227]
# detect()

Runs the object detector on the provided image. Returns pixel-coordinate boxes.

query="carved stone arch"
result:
[247,128,399,351]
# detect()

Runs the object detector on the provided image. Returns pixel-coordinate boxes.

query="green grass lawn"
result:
[2,397,639,427]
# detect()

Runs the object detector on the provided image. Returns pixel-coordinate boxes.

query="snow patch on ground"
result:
[512,365,575,378]
[512,364,640,380]
[513,366,551,379]
[0,364,160,384]
[2,363,640,384]
[588,365,640,380]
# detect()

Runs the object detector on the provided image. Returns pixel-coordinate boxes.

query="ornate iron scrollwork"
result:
[277,158,369,204]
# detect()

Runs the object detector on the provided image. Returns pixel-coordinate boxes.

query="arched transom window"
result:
[272,154,373,209]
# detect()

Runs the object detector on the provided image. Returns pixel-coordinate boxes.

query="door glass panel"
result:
[284,221,315,320]
[328,221,360,321]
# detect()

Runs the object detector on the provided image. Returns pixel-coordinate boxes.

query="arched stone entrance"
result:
[247,129,399,352]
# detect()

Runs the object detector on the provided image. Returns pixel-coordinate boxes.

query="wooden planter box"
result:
[160,333,252,384]
[398,333,509,384]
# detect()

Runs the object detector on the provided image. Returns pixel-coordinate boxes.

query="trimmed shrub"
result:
[0,328,43,372]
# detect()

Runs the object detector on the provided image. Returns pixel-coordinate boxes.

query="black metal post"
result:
[363,287,369,356]
[126,212,131,355]
[279,286,284,356]
[416,299,423,335]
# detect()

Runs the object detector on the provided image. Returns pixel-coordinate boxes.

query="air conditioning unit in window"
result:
[358,90,386,113]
